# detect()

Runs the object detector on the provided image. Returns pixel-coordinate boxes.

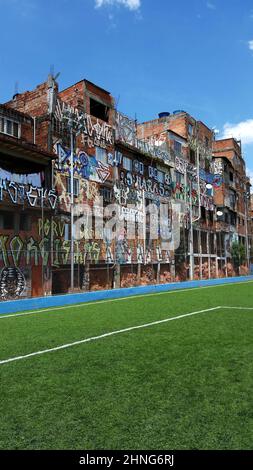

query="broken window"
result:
[90,98,109,122]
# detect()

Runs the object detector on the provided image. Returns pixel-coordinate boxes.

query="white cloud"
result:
[222,119,253,145]
[95,0,141,10]
[248,40,253,51]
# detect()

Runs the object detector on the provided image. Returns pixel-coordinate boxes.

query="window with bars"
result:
[0,116,20,138]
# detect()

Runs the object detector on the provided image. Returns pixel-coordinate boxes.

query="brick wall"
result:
[5,81,50,117]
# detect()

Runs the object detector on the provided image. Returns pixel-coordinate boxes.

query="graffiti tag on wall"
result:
[119,170,171,201]
[115,111,171,163]
[0,179,57,209]
[55,143,111,184]
[54,99,114,148]
[115,112,136,146]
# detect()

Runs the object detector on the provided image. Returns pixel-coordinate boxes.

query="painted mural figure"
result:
[0,267,26,300]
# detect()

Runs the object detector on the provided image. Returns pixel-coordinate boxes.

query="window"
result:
[0,211,15,230]
[20,214,31,231]
[230,213,236,226]
[201,207,206,220]
[229,190,236,209]
[66,177,80,196]
[13,122,19,137]
[100,187,113,203]
[123,156,132,171]
[133,160,144,175]
[64,224,71,241]
[0,116,20,138]
[6,120,12,134]
[157,171,165,184]
[174,141,182,155]
[229,172,234,182]
[90,98,109,122]
[205,137,209,148]
[96,147,107,165]
[188,123,193,136]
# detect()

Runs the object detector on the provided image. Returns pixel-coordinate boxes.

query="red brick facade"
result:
[0,77,252,300]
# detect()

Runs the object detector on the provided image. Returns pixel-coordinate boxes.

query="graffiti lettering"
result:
[54,99,114,148]
[84,242,101,264]
[0,179,57,209]
[54,144,111,184]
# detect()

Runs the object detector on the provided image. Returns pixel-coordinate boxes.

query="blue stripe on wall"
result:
[1,275,253,315]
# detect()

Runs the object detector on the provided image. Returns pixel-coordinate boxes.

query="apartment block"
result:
[0,77,251,300]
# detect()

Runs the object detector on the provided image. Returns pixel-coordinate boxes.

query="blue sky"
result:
[1,0,253,179]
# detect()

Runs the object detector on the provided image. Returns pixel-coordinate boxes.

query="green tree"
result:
[231,242,246,271]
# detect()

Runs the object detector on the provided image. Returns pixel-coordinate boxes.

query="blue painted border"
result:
[1,275,253,315]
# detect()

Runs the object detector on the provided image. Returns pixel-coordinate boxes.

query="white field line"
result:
[1,280,253,321]
[0,306,221,366]
[222,306,253,310]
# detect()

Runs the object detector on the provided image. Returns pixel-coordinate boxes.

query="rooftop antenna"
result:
[54,72,61,81]
[48,64,60,87]
[50,64,54,78]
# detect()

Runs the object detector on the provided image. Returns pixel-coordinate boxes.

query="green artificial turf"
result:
[0,281,253,450]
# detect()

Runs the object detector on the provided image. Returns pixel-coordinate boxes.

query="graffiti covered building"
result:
[1,77,252,299]
[0,103,57,300]
[137,111,219,280]
[212,138,251,276]
[138,111,252,279]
